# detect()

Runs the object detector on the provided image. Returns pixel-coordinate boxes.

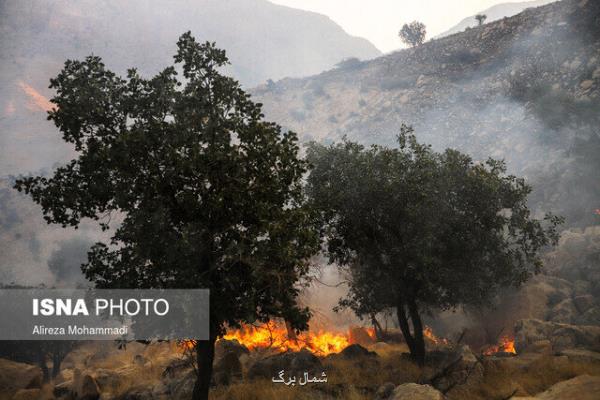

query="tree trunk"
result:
[38,350,49,383]
[396,299,425,366]
[370,314,385,341]
[191,336,217,400]
[285,319,297,341]
[52,353,62,379]
[408,299,425,366]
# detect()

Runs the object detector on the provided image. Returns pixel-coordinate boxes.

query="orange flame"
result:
[222,321,349,355]
[483,335,516,356]
[423,326,448,345]
[180,320,366,356]
[17,81,54,112]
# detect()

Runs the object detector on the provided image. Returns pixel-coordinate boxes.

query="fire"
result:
[180,320,363,356]
[223,321,349,355]
[17,81,54,112]
[423,326,448,345]
[483,335,516,356]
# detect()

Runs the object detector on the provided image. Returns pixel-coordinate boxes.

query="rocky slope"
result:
[435,0,554,38]
[0,0,380,175]
[254,0,600,226]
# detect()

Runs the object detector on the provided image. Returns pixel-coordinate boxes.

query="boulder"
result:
[557,349,600,364]
[547,299,578,324]
[79,374,101,400]
[573,295,595,314]
[214,339,249,361]
[93,369,122,391]
[213,352,242,386]
[391,383,444,400]
[0,359,42,393]
[511,375,600,399]
[113,386,154,400]
[132,354,148,366]
[514,319,600,353]
[375,382,396,400]
[340,344,377,359]
[11,389,41,400]
[53,380,75,398]
[574,307,600,326]
[429,345,483,393]
[247,349,322,380]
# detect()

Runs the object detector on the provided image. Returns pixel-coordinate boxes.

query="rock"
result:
[165,369,195,399]
[340,344,377,359]
[247,349,322,380]
[93,369,121,391]
[514,319,600,353]
[132,354,148,366]
[79,375,101,400]
[55,368,75,384]
[558,349,600,364]
[214,339,249,360]
[547,299,577,324]
[575,306,600,326]
[593,68,600,80]
[511,375,600,399]
[162,358,192,379]
[53,380,75,398]
[573,295,595,314]
[429,345,483,393]
[213,352,242,386]
[391,383,444,400]
[0,358,43,392]
[113,386,154,400]
[375,382,396,399]
[11,389,41,400]
[580,80,594,90]
[521,340,552,355]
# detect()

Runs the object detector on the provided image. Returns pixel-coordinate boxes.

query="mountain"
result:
[253,0,600,226]
[435,0,555,38]
[0,0,380,174]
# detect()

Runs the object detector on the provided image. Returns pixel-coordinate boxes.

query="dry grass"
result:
[210,380,370,400]
[447,355,600,400]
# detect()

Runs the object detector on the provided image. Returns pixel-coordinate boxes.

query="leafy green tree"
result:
[475,14,487,26]
[399,21,426,47]
[15,32,319,400]
[307,125,561,365]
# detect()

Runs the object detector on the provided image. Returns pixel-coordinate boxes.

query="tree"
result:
[475,14,487,26]
[399,21,426,47]
[15,32,319,400]
[306,125,561,365]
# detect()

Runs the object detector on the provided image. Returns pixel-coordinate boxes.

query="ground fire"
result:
[482,335,517,356]
[180,320,381,355]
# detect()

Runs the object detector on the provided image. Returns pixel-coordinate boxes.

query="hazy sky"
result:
[269,0,546,53]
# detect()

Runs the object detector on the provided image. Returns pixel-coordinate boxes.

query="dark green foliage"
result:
[307,125,561,364]
[399,21,426,47]
[14,32,319,400]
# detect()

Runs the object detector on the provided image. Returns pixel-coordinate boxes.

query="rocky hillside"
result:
[435,0,554,38]
[254,0,600,227]
[0,0,380,175]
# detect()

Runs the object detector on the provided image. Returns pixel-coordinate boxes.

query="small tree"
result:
[475,14,487,26]
[307,125,561,365]
[399,21,426,47]
[15,32,319,400]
